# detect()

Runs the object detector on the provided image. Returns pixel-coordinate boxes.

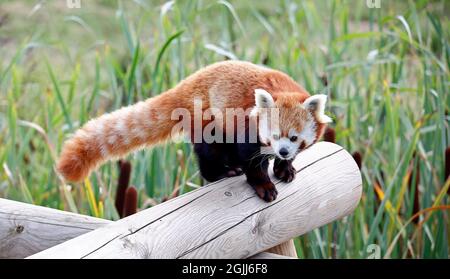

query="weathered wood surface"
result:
[0,198,110,258]
[265,239,298,258]
[28,142,361,259]
[249,252,295,259]
[0,199,293,259]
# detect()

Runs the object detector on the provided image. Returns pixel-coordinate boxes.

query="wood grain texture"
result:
[28,142,362,259]
[249,252,295,259]
[265,239,298,258]
[0,199,291,259]
[0,198,110,258]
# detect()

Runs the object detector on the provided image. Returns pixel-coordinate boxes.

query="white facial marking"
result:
[272,137,299,160]
[299,114,317,146]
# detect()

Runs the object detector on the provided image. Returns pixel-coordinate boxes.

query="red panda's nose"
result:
[279,148,289,157]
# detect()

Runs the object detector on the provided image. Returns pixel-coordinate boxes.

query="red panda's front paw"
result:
[274,164,296,183]
[252,182,278,202]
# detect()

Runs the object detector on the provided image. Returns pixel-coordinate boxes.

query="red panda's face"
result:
[252,89,332,160]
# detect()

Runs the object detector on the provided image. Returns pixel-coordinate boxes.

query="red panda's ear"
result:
[303,94,332,123]
[254,89,275,108]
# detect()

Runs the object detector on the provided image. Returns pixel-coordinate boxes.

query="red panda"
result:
[57,61,331,202]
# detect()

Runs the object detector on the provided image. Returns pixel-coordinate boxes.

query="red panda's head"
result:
[251,89,332,160]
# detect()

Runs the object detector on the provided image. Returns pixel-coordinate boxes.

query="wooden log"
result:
[0,199,289,259]
[0,198,110,259]
[265,239,298,258]
[249,252,295,259]
[28,142,362,259]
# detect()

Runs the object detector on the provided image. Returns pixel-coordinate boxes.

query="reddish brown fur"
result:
[57,61,320,182]
[275,94,309,137]
[323,127,336,143]
[314,121,327,143]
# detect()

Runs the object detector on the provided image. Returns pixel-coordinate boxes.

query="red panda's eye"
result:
[290,136,298,142]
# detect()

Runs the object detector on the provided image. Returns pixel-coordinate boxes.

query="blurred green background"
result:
[0,0,448,258]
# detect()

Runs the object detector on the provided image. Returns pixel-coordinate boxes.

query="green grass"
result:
[0,0,448,258]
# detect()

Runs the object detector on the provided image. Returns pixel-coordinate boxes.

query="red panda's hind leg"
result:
[225,167,243,177]
[194,142,242,182]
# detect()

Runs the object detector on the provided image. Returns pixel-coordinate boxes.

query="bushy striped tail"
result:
[57,93,180,182]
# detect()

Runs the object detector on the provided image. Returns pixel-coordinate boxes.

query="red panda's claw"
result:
[252,182,278,202]
[274,164,296,183]
[226,167,243,177]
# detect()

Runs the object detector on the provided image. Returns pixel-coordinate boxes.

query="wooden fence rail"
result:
[1,142,362,259]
